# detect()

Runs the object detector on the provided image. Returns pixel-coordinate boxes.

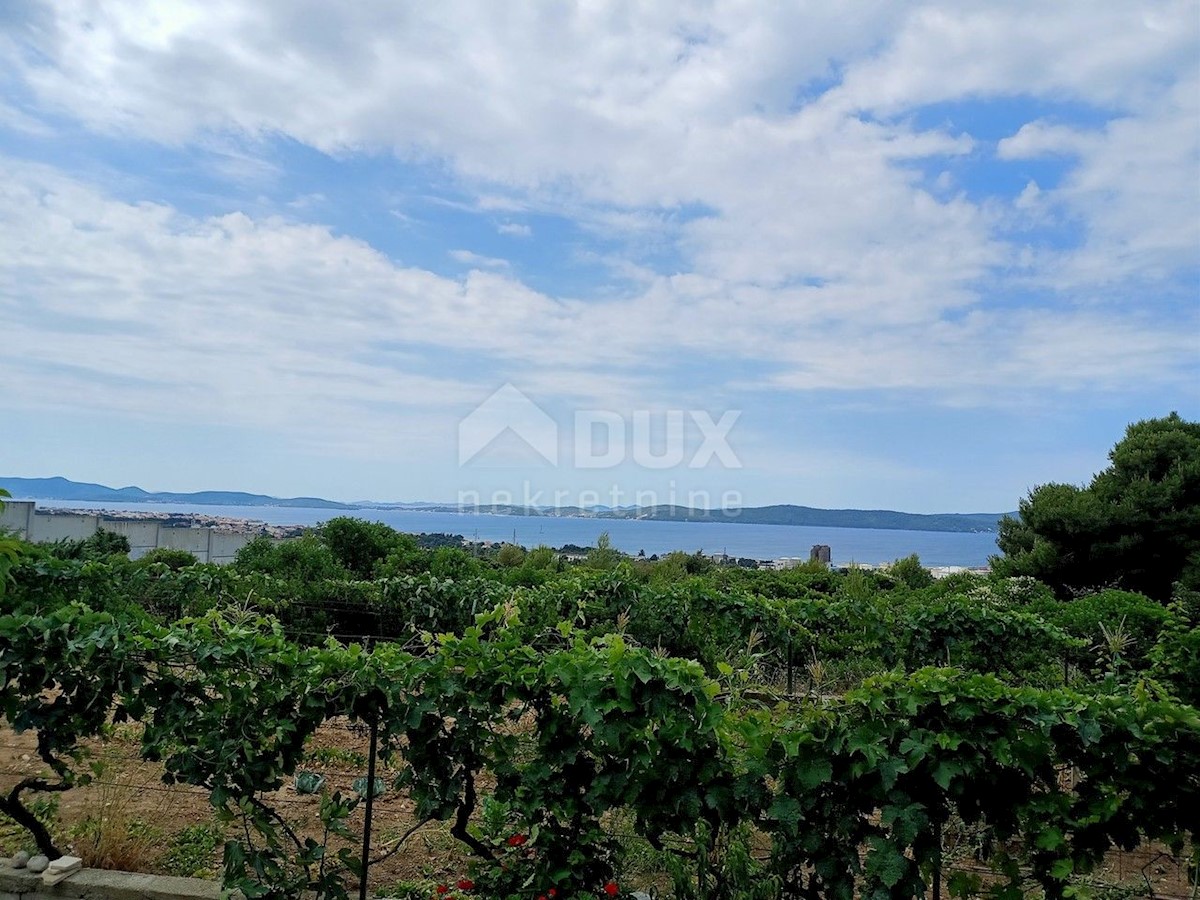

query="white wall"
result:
[1,501,262,565]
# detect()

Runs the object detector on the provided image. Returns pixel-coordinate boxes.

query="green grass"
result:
[161,822,224,878]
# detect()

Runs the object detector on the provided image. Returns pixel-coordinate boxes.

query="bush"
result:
[896,594,1080,679]
[501,545,560,587]
[1031,589,1172,673]
[375,533,431,578]
[137,547,198,570]
[1150,601,1200,705]
[429,546,483,581]
[47,528,131,561]
[234,534,344,583]
[887,554,935,590]
[319,517,407,578]
[495,543,527,568]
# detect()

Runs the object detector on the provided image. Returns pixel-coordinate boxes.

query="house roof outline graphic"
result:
[457,383,559,467]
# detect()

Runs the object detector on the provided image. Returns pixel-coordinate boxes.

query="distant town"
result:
[3,501,989,577]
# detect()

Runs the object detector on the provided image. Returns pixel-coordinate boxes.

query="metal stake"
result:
[359,714,379,900]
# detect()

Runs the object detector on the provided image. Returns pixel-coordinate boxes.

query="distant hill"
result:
[422,502,1010,533]
[0,476,355,510]
[599,504,1008,533]
[2,476,1010,532]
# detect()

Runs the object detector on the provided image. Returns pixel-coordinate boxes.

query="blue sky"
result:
[0,2,1197,512]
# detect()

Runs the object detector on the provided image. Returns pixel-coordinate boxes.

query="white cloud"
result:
[826,2,1196,115]
[0,0,1195,447]
[998,122,1092,160]
[1001,74,1200,289]
[5,1,1190,302]
[449,249,510,269]
[0,98,52,136]
[0,159,1193,441]
[0,12,1187,231]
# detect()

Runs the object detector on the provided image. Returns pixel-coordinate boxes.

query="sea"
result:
[33,499,1000,567]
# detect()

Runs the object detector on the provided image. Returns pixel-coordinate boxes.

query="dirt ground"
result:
[0,720,471,895]
[0,722,1193,898]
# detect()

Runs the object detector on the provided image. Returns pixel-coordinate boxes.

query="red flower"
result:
[456,880,474,891]
[603,882,619,897]
[436,886,449,895]
[548,891,558,898]
[538,895,547,900]
[506,833,527,847]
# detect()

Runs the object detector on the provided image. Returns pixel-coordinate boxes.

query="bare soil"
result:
[0,723,1193,898]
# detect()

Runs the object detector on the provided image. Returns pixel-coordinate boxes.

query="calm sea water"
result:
[33,499,999,567]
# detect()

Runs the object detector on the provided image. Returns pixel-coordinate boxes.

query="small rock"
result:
[27,855,49,874]
[43,855,83,885]
[11,850,29,868]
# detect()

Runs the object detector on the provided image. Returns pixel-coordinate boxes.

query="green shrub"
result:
[234,534,344,583]
[1150,601,1200,705]
[429,547,482,581]
[1032,589,1172,673]
[137,547,198,570]
[47,528,131,561]
[374,533,431,578]
[887,554,935,590]
[320,517,408,578]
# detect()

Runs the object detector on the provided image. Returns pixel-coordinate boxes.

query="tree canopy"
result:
[993,413,1200,600]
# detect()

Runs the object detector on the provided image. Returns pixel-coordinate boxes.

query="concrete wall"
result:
[0,861,220,900]
[0,501,261,566]
[158,527,211,560]
[101,521,162,560]
[30,513,100,544]
[208,530,255,565]
[0,501,35,537]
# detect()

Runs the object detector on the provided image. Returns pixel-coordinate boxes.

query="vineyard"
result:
[0,515,1198,900]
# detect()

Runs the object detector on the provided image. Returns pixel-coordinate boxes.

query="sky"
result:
[0,1,1197,513]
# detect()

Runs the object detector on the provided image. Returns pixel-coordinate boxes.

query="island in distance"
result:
[0,476,1013,534]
